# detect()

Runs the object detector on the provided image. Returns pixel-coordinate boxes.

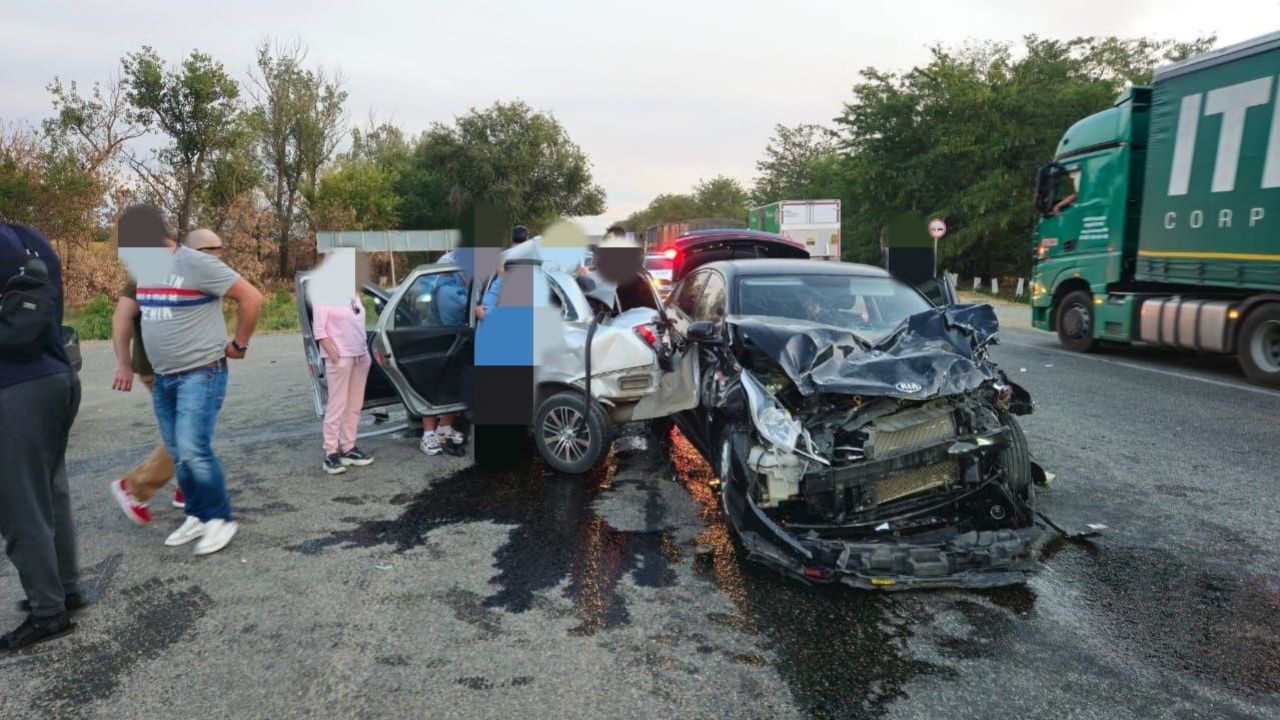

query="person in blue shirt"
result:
[475,225,529,321]
[434,271,468,327]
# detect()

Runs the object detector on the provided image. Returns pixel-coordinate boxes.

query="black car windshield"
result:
[735,274,932,337]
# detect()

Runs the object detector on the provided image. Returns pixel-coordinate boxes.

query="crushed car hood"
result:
[729,303,1002,400]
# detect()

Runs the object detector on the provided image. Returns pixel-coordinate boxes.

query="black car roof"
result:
[674,228,805,249]
[705,259,892,278]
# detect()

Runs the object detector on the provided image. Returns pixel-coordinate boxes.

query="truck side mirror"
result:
[1034,164,1054,216]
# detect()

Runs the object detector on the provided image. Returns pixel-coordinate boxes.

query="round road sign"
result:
[928,218,947,240]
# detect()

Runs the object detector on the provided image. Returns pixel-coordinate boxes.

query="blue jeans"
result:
[153,361,232,522]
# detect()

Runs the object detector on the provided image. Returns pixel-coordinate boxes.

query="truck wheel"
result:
[1055,290,1097,353]
[534,392,612,474]
[1237,304,1280,387]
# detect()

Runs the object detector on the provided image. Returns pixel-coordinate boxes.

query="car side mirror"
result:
[687,320,721,343]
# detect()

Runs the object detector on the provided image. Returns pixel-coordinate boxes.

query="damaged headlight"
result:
[740,371,802,452]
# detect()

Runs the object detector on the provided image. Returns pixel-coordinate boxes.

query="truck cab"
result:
[1031,87,1151,351]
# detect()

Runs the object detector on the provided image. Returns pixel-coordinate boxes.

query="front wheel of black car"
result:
[998,412,1034,508]
[534,392,612,475]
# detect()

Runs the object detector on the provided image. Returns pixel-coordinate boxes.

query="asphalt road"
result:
[2,308,1278,720]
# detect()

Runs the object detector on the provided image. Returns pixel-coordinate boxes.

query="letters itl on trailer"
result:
[1138,37,1280,288]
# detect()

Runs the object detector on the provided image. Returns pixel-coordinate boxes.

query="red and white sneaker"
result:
[172,488,185,509]
[110,478,152,525]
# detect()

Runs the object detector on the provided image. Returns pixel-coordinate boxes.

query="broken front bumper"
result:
[722,439,1040,590]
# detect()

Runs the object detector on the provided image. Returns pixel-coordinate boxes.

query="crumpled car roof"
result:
[729,303,1002,400]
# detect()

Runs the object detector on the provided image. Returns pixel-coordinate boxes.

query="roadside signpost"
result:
[928,218,946,276]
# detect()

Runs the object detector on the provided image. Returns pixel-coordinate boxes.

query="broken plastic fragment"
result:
[1086,523,1108,532]
[374,563,392,571]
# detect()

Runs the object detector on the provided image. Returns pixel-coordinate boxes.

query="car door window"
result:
[671,271,709,318]
[693,272,726,321]
[395,271,468,328]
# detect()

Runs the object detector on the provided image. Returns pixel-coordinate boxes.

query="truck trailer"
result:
[1031,32,1280,386]
[747,200,842,260]
[642,218,745,254]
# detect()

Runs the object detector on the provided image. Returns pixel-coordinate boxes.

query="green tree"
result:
[396,100,605,232]
[201,114,262,231]
[830,34,1217,275]
[312,156,400,231]
[751,123,838,204]
[43,74,146,181]
[692,175,751,220]
[248,40,348,275]
[122,46,243,235]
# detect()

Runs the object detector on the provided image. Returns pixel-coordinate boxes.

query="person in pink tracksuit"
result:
[314,296,375,474]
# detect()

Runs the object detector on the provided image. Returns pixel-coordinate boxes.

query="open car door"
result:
[370,265,472,419]
[296,274,402,418]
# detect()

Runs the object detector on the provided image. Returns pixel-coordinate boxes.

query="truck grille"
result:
[871,413,955,458]
[874,461,956,505]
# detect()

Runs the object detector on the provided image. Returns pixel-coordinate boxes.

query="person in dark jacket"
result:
[0,222,82,651]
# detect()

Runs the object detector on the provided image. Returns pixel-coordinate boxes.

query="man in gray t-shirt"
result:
[139,244,240,374]
[139,228,263,556]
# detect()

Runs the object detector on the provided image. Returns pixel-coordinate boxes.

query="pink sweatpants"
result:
[323,354,371,455]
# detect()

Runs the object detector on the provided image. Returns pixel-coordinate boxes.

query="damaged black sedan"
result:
[666,260,1039,590]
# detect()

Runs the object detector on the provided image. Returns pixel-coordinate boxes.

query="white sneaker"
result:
[437,427,465,445]
[419,432,442,456]
[194,519,238,556]
[164,516,205,546]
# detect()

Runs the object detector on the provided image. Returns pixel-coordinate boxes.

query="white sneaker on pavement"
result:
[194,519,238,556]
[437,426,465,445]
[164,516,205,546]
[419,432,442,456]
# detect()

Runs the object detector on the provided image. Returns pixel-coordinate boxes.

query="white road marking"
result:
[999,336,1280,400]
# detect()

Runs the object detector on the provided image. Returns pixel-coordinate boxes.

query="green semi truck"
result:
[1032,32,1280,386]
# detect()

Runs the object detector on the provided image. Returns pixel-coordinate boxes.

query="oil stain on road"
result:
[289,428,1280,719]
[291,432,683,637]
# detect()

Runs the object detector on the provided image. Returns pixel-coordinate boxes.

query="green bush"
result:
[65,294,115,340]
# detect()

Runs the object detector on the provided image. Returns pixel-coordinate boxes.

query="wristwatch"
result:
[231,339,249,354]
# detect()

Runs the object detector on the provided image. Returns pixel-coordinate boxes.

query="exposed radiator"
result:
[867,410,955,459]
[874,461,956,504]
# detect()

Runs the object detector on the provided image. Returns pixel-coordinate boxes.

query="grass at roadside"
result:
[65,288,302,341]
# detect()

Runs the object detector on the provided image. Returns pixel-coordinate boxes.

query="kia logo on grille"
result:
[894,381,923,393]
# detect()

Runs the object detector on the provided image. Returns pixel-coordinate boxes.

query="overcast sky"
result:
[3,1,1276,232]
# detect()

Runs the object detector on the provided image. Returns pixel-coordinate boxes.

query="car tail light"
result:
[663,248,678,260]
[634,323,658,348]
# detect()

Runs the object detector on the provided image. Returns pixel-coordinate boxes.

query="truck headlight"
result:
[740,371,801,452]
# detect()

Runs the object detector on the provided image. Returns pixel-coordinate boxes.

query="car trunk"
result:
[672,235,810,282]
